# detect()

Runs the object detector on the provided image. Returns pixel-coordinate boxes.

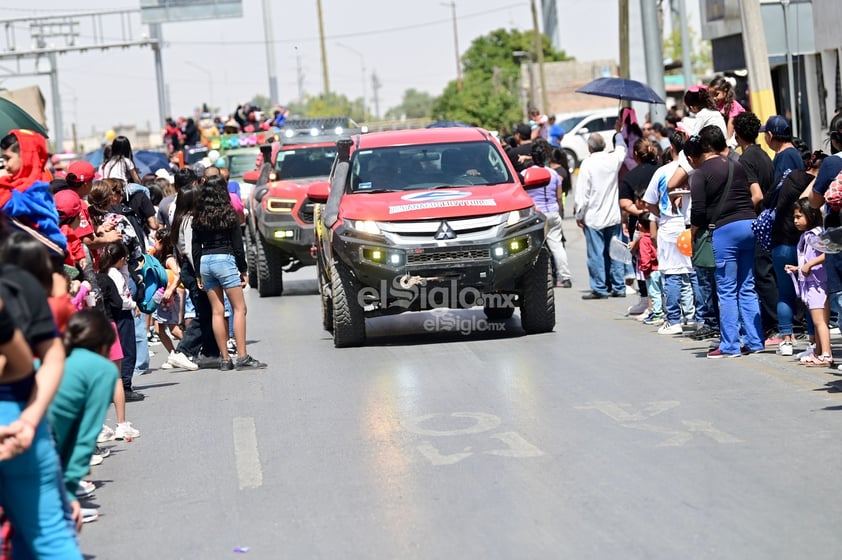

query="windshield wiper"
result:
[353,188,399,194]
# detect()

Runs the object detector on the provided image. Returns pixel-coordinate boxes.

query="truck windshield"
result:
[348,141,513,193]
[274,146,336,180]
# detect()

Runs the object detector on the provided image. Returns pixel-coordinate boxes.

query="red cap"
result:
[54,189,83,220]
[66,160,96,184]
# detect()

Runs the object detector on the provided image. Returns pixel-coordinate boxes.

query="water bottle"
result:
[152,287,165,304]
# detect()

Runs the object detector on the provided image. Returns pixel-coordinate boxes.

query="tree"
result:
[384,89,435,120]
[431,28,572,130]
[663,25,712,78]
[282,92,356,119]
[249,95,273,112]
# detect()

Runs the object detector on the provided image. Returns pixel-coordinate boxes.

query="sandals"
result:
[802,353,834,368]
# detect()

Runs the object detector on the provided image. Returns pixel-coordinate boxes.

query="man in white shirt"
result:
[574,132,627,299]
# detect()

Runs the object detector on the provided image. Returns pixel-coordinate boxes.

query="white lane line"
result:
[233,417,263,489]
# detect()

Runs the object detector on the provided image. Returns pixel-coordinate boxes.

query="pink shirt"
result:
[719,100,745,119]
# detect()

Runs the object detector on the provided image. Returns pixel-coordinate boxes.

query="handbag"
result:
[752,173,785,251]
[692,159,734,269]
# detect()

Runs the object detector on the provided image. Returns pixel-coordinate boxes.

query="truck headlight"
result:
[351,220,381,235]
[506,207,535,226]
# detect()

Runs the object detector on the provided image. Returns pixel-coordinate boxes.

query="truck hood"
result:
[265,176,327,197]
[340,184,534,222]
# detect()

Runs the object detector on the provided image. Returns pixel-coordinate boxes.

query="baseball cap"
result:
[155,168,174,182]
[65,160,96,184]
[54,189,83,221]
[759,115,791,138]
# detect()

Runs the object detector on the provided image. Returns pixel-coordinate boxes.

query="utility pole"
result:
[371,71,382,119]
[149,23,168,124]
[295,50,305,105]
[640,0,666,124]
[316,0,330,96]
[442,1,462,90]
[619,0,630,79]
[739,0,776,139]
[531,0,549,113]
[781,0,797,136]
[262,0,279,104]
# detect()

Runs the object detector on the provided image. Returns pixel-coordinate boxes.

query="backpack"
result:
[135,254,169,314]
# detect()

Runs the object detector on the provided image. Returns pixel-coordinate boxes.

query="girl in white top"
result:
[100,135,141,184]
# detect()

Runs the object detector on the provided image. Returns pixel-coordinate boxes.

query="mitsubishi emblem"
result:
[434,221,457,240]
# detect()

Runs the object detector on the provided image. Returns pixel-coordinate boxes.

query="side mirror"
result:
[307,181,330,203]
[521,166,551,189]
[242,170,260,184]
[577,127,590,135]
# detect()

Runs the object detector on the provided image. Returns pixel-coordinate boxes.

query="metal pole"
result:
[531,0,549,113]
[781,0,797,137]
[262,0,279,104]
[316,0,330,95]
[149,23,168,125]
[442,1,462,90]
[678,0,693,89]
[48,51,63,151]
[619,0,629,79]
[641,0,666,124]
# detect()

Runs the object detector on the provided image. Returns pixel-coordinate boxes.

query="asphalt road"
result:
[79,221,842,560]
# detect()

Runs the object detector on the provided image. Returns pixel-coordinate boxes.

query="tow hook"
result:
[398,274,447,289]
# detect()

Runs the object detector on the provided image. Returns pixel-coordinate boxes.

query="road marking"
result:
[681,420,743,444]
[233,417,263,489]
[403,412,501,436]
[485,432,545,457]
[417,442,473,465]
[575,401,680,422]
[621,422,694,447]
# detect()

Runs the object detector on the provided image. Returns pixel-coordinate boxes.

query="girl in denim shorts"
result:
[191,176,266,370]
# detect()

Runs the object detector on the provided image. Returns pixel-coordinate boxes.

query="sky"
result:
[0,0,700,143]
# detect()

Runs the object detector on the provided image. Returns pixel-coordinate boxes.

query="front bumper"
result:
[331,214,546,312]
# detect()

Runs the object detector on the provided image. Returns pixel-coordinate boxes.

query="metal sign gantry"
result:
[0,9,158,150]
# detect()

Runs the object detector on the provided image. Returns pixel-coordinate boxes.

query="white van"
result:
[556,109,620,171]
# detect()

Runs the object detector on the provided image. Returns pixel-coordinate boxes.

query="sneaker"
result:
[681,321,701,332]
[160,361,175,369]
[97,424,115,444]
[796,344,816,361]
[93,445,110,459]
[227,338,238,355]
[830,326,840,335]
[707,348,741,359]
[637,309,654,322]
[89,454,104,467]
[219,358,234,371]
[779,341,794,356]
[114,421,140,440]
[76,480,95,499]
[765,335,783,347]
[643,313,665,326]
[658,322,683,335]
[626,298,648,316]
[81,508,99,524]
[559,279,572,288]
[124,389,146,402]
[168,351,199,371]
[195,354,222,369]
[690,327,720,340]
[234,354,268,370]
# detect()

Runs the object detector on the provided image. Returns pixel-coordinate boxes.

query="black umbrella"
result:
[0,97,48,137]
[576,77,665,105]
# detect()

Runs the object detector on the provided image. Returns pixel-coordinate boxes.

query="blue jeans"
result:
[694,268,718,329]
[771,244,798,336]
[663,273,696,325]
[583,224,625,295]
[0,403,82,559]
[646,271,664,315]
[133,313,150,375]
[713,220,763,354]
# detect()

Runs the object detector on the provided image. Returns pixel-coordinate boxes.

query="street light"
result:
[185,61,213,111]
[336,42,367,122]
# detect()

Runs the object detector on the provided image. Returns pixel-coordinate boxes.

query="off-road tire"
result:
[318,258,333,332]
[519,246,556,333]
[256,234,284,297]
[245,226,258,289]
[331,259,366,347]
[483,304,515,321]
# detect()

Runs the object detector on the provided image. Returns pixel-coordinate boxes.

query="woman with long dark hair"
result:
[192,176,265,370]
